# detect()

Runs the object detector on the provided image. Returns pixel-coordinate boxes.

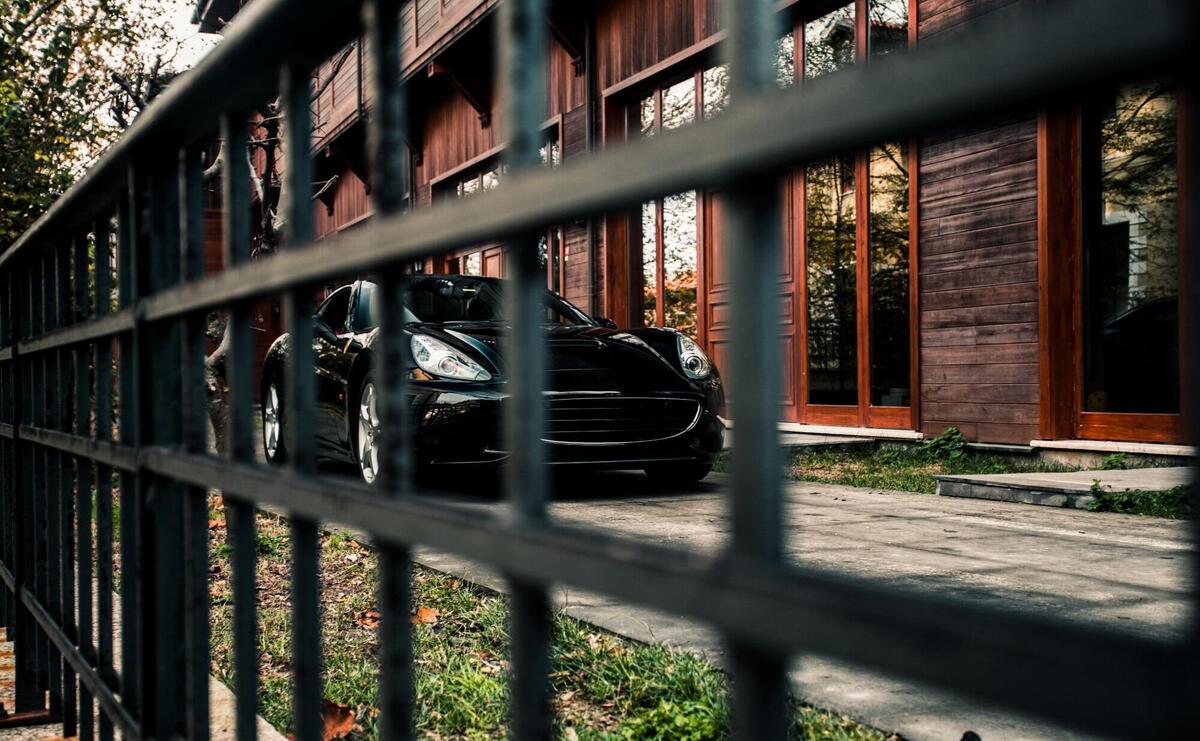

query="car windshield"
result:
[359,276,593,328]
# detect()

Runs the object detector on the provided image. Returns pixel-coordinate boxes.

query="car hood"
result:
[407,322,698,394]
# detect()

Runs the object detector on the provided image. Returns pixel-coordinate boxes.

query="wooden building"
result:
[196,0,1191,450]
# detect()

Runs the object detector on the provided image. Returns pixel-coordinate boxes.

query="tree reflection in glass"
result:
[1083,81,1178,414]
[642,200,658,327]
[662,191,698,337]
[868,143,910,407]
[807,155,858,405]
[805,3,855,80]
[868,0,908,58]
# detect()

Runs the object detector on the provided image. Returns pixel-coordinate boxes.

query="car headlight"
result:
[677,334,711,379]
[411,334,492,381]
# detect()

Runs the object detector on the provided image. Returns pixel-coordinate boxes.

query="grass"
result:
[784,428,1075,495]
[205,499,895,740]
[1087,482,1194,519]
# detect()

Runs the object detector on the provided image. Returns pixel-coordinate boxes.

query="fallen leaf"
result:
[354,609,381,629]
[208,518,224,530]
[321,699,356,740]
[411,606,440,625]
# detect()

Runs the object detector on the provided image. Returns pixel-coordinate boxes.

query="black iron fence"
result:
[1,0,1198,738]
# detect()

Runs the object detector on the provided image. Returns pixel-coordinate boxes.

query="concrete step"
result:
[723,431,874,453]
[936,467,1193,509]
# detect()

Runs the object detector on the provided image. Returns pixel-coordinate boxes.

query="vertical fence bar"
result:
[724,0,790,738]
[280,61,323,741]
[136,162,188,738]
[43,249,63,722]
[119,165,144,723]
[58,240,78,737]
[498,1,552,739]
[10,261,39,712]
[180,143,212,741]
[221,109,259,741]
[93,213,116,741]
[365,0,415,737]
[74,229,95,741]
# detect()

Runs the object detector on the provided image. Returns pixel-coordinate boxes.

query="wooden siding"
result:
[596,0,717,91]
[918,114,1040,444]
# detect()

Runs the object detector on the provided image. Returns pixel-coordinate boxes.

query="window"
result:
[802,0,912,411]
[635,77,700,336]
[1082,81,1179,414]
[806,155,859,405]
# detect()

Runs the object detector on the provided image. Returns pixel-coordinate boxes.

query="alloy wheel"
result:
[357,381,380,484]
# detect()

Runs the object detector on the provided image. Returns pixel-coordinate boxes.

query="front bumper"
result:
[410,386,725,468]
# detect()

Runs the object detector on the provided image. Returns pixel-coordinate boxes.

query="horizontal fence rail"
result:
[0,0,1198,739]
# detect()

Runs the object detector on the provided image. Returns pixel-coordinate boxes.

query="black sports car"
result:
[261,275,725,485]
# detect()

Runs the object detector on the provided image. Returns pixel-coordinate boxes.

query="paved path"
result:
[412,471,1192,741]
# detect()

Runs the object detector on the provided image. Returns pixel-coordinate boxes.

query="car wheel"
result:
[263,379,287,465]
[355,374,381,485]
[643,462,713,486]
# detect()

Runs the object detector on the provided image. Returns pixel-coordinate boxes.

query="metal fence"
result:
[0,0,1197,738]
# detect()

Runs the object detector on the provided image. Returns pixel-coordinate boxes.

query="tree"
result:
[0,0,181,247]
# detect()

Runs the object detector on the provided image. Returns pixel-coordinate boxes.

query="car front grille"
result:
[542,396,703,446]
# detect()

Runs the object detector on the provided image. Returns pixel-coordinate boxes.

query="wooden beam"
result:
[427,61,492,127]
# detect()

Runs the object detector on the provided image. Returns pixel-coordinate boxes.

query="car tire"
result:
[262,377,288,465]
[642,461,713,486]
[354,372,381,485]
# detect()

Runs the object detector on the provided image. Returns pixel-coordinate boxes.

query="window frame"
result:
[796,0,919,430]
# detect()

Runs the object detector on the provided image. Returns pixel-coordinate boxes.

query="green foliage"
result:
[916,427,968,462]
[0,0,176,246]
[1100,453,1131,470]
[1087,481,1193,519]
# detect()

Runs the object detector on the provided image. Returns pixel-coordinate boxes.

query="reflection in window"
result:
[1083,81,1179,414]
[661,77,696,130]
[662,191,699,337]
[805,3,856,80]
[868,143,910,406]
[464,252,483,276]
[776,32,796,87]
[868,0,909,58]
[641,201,658,327]
[806,156,858,405]
[703,65,730,119]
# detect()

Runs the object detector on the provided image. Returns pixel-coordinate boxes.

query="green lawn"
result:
[206,501,895,740]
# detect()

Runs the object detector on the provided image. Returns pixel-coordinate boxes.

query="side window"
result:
[318,286,352,334]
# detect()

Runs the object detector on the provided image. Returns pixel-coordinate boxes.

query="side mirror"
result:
[596,316,618,329]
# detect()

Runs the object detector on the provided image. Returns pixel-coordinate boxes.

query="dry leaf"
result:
[411,606,440,625]
[208,518,224,530]
[354,609,381,629]
[321,699,356,740]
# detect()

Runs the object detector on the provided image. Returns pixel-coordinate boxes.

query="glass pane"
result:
[464,252,483,276]
[461,176,480,198]
[776,32,796,87]
[805,3,856,80]
[481,169,499,191]
[661,77,696,131]
[662,191,699,337]
[640,94,656,138]
[868,0,908,58]
[868,143,910,407]
[703,64,730,119]
[641,201,658,327]
[806,155,858,405]
[1083,82,1178,414]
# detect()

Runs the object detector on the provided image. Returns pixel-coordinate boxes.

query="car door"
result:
[313,286,353,453]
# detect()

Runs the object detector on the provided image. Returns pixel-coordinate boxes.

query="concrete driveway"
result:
[414,471,1192,741]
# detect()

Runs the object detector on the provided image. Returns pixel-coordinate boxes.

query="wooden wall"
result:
[596,0,721,91]
[916,0,1040,444]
